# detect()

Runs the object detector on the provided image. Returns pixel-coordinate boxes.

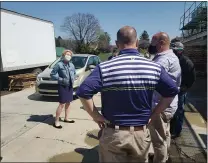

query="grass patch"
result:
[98,53,111,62]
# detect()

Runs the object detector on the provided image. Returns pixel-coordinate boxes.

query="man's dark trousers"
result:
[171,91,187,136]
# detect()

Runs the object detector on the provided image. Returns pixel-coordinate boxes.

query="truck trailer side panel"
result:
[1,9,56,72]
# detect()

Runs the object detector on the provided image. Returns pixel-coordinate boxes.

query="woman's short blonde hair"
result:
[62,50,73,57]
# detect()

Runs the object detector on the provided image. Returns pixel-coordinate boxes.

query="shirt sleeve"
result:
[50,63,63,82]
[155,66,179,97]
[71,63,76,76]
[76,65,103,99]
[186,59,196,88]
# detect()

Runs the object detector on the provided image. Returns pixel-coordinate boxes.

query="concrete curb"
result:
[184,102,207,149]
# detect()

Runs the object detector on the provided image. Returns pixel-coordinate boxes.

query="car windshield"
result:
[49,58,61,69]
[71,56,88,69]
[49,56,88,69]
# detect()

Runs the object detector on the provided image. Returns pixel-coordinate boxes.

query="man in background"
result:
[148,32,181,163]
[108,48,118,60]
[170,41,196,138]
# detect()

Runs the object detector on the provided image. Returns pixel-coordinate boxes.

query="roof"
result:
[1,8,53,24]
[73,54,96,57]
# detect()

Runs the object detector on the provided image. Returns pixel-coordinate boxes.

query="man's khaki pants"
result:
[99,126,151,163]
[148,112,172,163]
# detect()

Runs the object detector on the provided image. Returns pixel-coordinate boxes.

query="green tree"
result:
[140,30,149,40]
[98,31,111,52]
[55,36,62,47]
[61,13,101,53]
[139,31,150,59]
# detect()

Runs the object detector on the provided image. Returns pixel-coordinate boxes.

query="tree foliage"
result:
[55,36,76,51]
[140,30,149,40]
[97,31,111,53]
[61,13,101,53]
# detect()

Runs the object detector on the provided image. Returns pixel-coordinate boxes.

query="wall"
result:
[183,36,207,77]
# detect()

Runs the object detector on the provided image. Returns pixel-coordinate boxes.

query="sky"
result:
[2,1,187,44]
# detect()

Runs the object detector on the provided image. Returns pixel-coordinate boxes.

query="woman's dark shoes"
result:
[53,123,62,129]
[64,119,75,123]
[148,153,154,161]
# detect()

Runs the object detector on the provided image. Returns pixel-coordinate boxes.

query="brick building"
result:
[179,2,207,77]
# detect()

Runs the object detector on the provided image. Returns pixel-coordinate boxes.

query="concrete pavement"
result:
[1,88,101,162]
[1,87,207,162]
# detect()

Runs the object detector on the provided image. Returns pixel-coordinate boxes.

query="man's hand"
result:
[62,78,69,85]
[92,112,106,129]
[150,97,174,123]
[79,97,107,129]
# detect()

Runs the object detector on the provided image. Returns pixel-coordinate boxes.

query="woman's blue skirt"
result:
[58,84,73,104]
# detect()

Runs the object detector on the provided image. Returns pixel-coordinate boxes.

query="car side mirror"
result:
[86,65,96,71]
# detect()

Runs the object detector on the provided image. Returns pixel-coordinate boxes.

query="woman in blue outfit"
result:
[50,50,76,129]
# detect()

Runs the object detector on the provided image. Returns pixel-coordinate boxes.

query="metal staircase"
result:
[180,2,207,40]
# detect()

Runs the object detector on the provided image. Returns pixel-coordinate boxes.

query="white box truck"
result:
[0,9,57,90]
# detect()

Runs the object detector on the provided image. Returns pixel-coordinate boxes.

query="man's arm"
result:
[79,97,106,128]
[76,66,105,128]
[108,55,113,61]
[150,67,179,121]
[186,59,196,88]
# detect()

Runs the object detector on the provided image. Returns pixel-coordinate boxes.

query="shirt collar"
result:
[118,48,140,56]
[157,49,173,56]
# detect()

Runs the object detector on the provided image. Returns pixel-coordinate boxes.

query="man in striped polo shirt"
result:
[76,26,179,162]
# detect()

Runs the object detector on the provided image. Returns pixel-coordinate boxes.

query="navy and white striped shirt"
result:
[76,49,179,126]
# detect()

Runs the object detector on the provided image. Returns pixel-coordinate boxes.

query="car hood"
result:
[38,67,84,78]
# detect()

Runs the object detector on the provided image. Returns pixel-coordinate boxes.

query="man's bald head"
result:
[149,32,170,53]
[152,32,170,46]
[116,26,138,50]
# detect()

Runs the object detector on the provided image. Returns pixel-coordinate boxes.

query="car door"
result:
[93,56,101,65]
[79,56,95,84]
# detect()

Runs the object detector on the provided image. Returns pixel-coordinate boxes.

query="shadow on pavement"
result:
[28,93,59,102]
[75,147,99,163]
[80,106,101,111]
[48,146,99,163]
[169,116,207,163]
[28,93,78,102]
[27,114,54,126]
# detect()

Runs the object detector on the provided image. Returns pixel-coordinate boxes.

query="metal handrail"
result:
[180,1,207,30]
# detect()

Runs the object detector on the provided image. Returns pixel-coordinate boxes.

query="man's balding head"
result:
[149,32,170,54]
[116,26,138,50]
[152,32,170,46]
